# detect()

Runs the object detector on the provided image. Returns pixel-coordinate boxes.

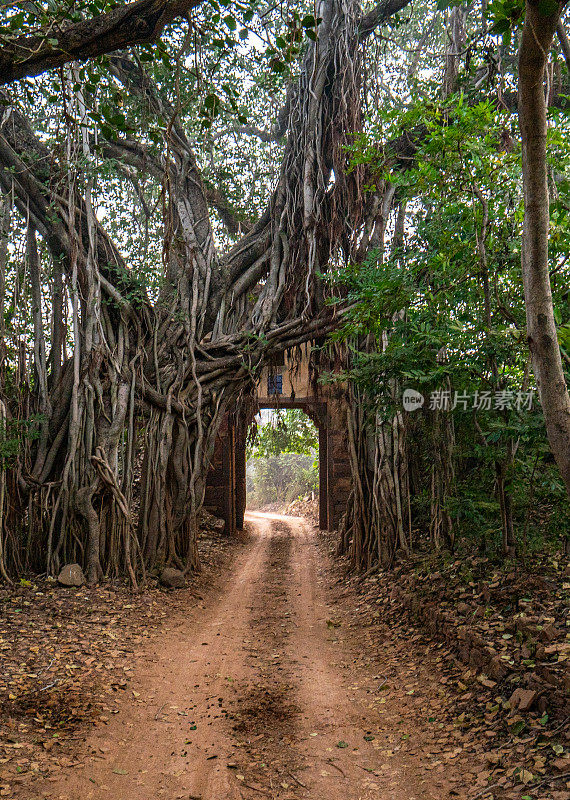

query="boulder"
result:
[57,563,86,587]
[160,567,186,588]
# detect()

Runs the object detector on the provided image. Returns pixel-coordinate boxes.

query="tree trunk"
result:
[519,1,570,494]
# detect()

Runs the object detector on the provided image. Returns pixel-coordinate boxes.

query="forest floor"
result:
[0,512,568,800]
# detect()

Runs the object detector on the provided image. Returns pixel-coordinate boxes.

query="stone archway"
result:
[204,349,351,534]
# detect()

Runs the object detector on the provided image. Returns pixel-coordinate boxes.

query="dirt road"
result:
[40,513,462,800]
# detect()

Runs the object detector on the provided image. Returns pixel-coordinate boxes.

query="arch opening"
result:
[204,349,350,536]
[246,408,319,513]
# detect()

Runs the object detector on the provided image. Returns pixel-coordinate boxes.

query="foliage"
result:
[0,416,43,468]
[247,452,318,508]
[248,409,318,458]
[330,95,570,556]
[247,410,318,507]
[2,0,570,582]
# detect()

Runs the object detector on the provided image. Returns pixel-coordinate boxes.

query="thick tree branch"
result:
[106,58,244,237]
[0,0,203,85]
[358,0,412,40]
[204,182,252,236]
[557,18,570,72]
[0,99,148,311]
[105,137,250,237]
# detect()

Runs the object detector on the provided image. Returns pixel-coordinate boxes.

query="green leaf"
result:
[269,58,287,74]
[492,18,511,33]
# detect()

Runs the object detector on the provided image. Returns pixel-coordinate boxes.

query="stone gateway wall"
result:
[204,348,351,534]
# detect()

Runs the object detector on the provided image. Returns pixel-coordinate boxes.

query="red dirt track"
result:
[35,512,464,800]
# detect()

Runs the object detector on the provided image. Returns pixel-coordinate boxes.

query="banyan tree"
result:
[0,0,410,584]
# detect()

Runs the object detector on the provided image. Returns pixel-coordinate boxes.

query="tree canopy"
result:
[249,410,318,459]
[0,0,569,583]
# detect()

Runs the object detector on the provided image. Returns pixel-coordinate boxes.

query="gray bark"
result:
[519,1,570,494]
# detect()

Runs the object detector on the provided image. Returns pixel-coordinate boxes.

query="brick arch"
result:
[204,350,351,535]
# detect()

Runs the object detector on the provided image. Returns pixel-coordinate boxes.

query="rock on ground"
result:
[160,567,186,588]
[57,564,86,587]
